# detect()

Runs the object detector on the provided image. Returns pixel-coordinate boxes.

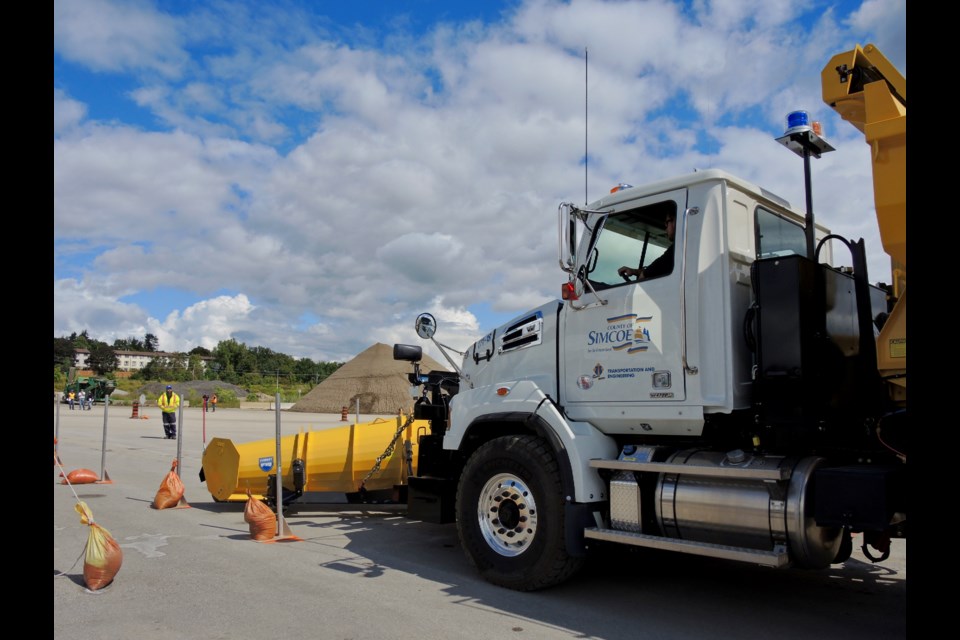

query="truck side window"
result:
[756,207,806,258]
[587,200,676,288]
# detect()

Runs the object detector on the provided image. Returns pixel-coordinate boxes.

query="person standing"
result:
[68,391,76,410]
[157,385,180,439]
[211,393,218,412]
[78,390,86,410]
[86,392,93,410]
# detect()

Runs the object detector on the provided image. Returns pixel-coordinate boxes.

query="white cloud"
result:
[53,0,188,78]
[847,0,906,73]
[54,0,906,362]
[54,89,87,134]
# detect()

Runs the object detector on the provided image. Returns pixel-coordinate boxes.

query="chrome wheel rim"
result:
[477,473,538,557]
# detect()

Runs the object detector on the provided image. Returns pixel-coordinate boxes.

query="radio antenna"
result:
[584,47,588,205]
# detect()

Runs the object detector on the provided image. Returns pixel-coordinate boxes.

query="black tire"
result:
[456,434,584,591]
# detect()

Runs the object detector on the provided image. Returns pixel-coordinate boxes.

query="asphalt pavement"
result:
[54,401,907,640]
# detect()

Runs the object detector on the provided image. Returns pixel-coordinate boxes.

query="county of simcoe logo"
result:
[577,375,593,390]
[587,314,653,354]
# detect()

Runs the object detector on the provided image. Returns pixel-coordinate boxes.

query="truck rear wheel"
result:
[456,434,583,591]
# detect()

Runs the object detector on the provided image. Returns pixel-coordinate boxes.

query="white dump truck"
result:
[393,44,905,591]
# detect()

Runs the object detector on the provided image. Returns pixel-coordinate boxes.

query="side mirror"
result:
[415,313,437,339]
[393,344,422,362]
[558,203,577,273]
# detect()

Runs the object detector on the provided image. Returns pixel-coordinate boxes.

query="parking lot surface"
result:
[54,402,907,640]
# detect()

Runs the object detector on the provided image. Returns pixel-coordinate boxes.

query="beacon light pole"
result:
[775,110,835,260]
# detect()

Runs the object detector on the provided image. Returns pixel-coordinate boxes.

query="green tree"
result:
[317,360,343,381]
[291,357,343,385]
[71,330,91,351]
[249,346,296,385]
[54,337,74,372]
[113,336,145,351]
[87,343,119,375]
[134,354,183,380]
[133,358,163,381]
[187,354,204,380]
[55,332,344,393]
[293,357,317,384]
[212,339,257,384]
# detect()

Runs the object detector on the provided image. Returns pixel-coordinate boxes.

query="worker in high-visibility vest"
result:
[157,385,180,439]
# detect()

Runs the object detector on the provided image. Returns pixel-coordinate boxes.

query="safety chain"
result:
[358,414,416,491]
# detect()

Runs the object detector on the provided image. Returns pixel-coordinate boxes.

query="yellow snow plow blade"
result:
[201,415,427,502]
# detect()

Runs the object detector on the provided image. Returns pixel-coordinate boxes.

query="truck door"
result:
[560,189,690,429]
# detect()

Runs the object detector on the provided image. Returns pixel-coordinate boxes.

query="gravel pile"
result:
[290,342,448,414]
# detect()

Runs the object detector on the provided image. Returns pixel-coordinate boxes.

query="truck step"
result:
[583,527,790,567]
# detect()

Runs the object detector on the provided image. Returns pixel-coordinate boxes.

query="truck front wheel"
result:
[456,434,583,591]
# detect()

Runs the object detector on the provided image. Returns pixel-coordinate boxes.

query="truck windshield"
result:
[585,200,676,288]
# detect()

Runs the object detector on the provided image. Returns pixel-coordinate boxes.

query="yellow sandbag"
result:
[61,468,98,484]
[75,502,123,591]
[153,459,185,509]
[243,489,276,541]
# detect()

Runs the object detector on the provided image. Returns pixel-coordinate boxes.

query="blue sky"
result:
[54,0,906,363]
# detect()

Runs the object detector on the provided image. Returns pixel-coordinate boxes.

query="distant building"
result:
[72,348,214,372]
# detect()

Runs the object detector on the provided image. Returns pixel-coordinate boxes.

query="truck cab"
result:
[556,170,832,432]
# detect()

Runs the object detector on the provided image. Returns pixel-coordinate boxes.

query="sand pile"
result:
[290,343,448,414]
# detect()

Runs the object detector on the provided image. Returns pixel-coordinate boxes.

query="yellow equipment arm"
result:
[822,44,906,391]
[822,43,906,289]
